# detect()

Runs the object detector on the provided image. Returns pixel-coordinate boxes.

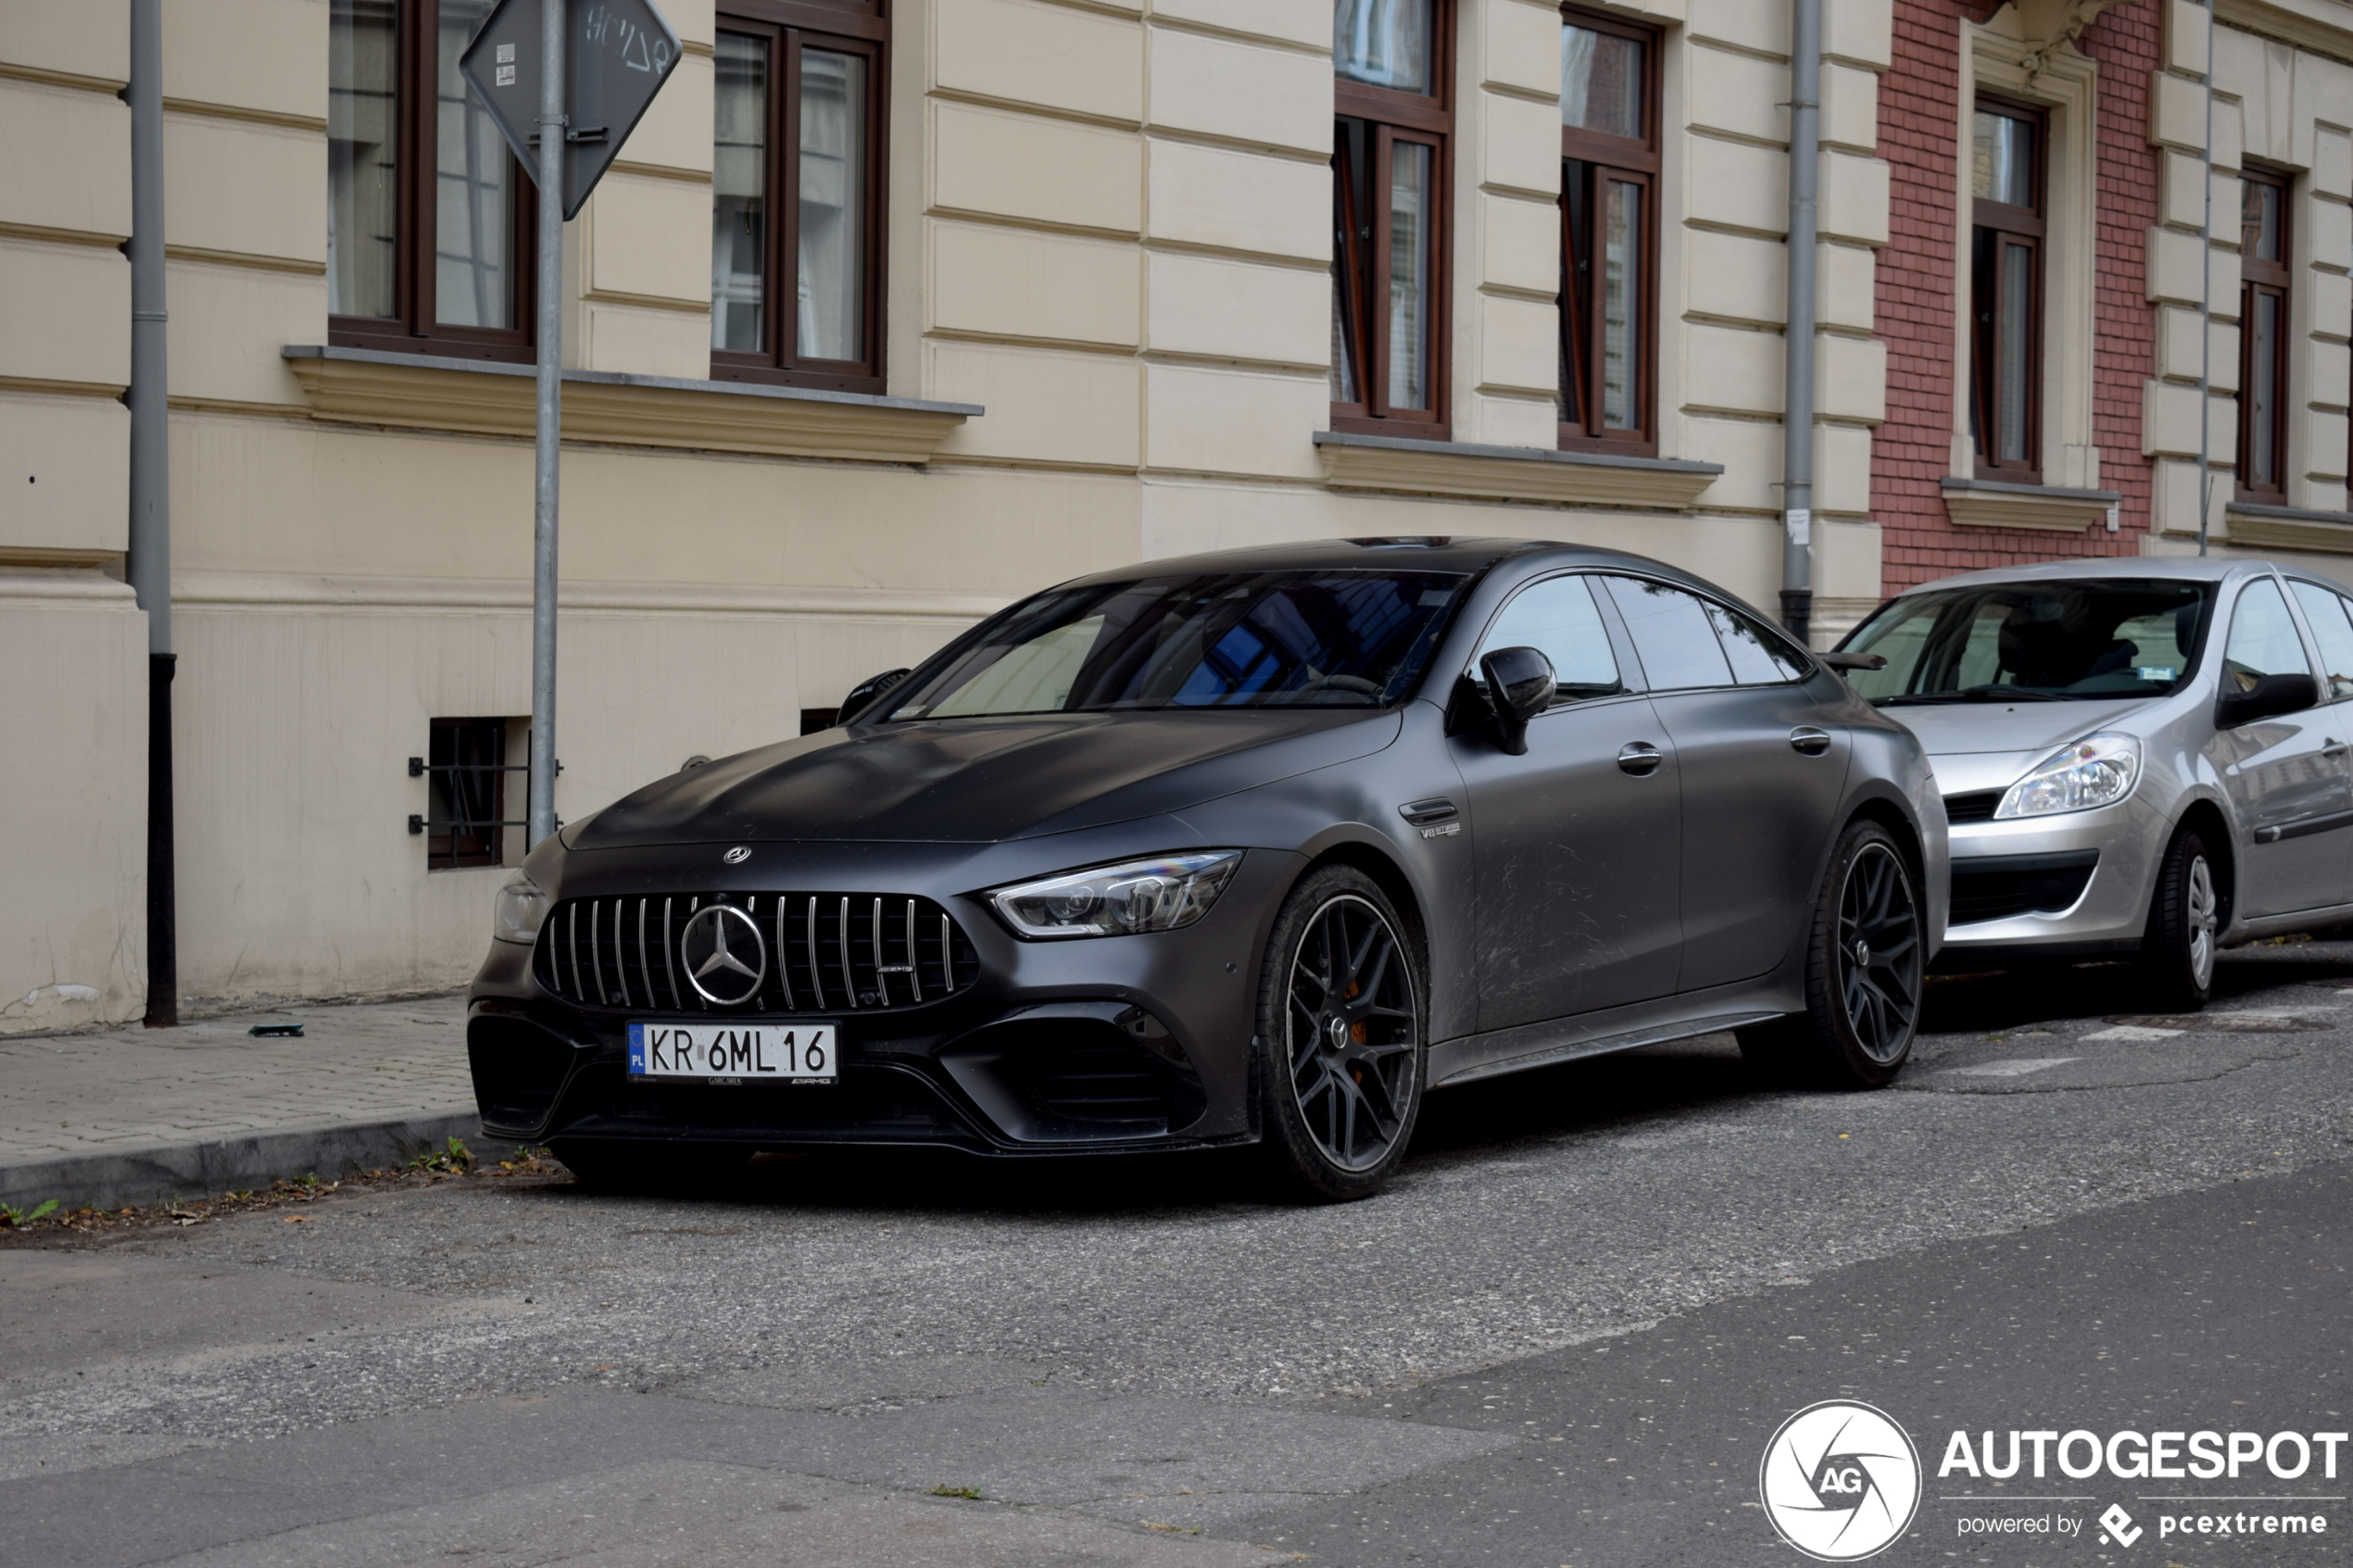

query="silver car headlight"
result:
[990,851,1242,939]
[493,872,551,944]
[1995,734,2142,820]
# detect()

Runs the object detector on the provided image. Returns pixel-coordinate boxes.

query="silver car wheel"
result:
[2186,854,2217,990]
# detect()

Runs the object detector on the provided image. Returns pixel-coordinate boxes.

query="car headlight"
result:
[493,872,551,944]
[1995,734,2142,820]
[989,851,1242,939]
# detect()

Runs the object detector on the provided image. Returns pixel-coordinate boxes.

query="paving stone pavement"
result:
[0,995,482,1211]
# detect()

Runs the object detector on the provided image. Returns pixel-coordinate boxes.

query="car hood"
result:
[1881,696,2158,758]
[566,709,1405,849]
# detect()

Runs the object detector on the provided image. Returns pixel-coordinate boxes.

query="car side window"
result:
[2288,581,2353,700]
[1475,574,1624,704]
[1705,600,1810,684]
[1600,576,1735,690]
[2222,579,2311,695]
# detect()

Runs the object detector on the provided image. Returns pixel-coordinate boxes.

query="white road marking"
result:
[1950,1057,2082,1077]
[2082,1024,2185,1042]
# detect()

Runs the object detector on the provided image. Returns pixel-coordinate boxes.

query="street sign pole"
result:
[460,0,679,847]
[527,0,566,848]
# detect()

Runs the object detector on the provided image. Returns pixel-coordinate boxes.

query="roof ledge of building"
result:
[281,346,980,464]
[1313,431,1724,510]
[1941,476,2122,533]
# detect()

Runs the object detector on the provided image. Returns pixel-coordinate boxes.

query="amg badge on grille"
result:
[680,904,766,1005]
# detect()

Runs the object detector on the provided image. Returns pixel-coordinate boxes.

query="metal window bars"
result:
[407,719,554,870]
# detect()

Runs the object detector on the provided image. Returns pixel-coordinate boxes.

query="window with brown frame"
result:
[1557,6,1658,455]
[2238,166,2293,503]
[1330,0,1451,439]
[711,0,887,394]
[327,0,536,361]
[1969,96,2045,481]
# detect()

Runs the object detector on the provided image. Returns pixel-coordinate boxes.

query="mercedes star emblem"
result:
[723,846,752,864]
[679,903,766,1005]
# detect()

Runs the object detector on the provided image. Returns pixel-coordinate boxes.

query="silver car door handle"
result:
[1617,742,1664,776]
[2323,738,2347,759]
[1790,726,1833,756]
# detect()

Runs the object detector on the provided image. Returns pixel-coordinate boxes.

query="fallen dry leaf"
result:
[281,1215,311,1223]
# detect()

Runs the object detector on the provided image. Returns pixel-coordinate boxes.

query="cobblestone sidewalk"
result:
[0,995,492,1212]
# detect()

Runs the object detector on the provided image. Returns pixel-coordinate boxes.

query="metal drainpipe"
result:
[1780,0,1823,646]
[128,0,176,1028]
[2196,0,2215,555]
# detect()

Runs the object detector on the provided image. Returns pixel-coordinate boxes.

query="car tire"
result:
[551,1138,748,1194]
[1254,866,1428,1202]
[1737,819,1925,1089]
[2135,825,2218,1012]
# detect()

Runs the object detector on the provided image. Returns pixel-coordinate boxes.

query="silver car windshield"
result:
[1842,580,2210,705]
[886,570,1469,718]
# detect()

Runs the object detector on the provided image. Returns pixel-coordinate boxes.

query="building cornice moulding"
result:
[2216,0,2353,67]
[2224,501,2353,552]
[170,570,1012,622]
[1314,432,1725,509]
[281,346,980,463]
[1942,476,2122,531]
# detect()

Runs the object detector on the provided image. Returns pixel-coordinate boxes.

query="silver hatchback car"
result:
[1833,557,2353,1010]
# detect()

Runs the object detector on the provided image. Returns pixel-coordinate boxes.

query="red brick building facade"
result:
[1873,1,2165,592]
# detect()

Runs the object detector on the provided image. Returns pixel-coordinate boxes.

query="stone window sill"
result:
[1314,431,1724,509]
[2223,502,2353,555]
[281,346,979,463]
[1940,476,2120,533]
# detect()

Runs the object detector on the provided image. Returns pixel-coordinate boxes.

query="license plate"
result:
[627,1022,838,1084]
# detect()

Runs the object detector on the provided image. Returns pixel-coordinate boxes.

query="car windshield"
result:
[1841,579,2211,705]
[885,571,1469,718]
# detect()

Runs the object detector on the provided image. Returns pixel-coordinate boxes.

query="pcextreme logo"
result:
[1761,1400,1924,1561]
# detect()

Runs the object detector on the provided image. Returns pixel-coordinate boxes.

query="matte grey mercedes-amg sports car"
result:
[467,537,1947,1198]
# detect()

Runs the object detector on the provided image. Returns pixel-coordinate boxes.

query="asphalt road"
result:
[5,946,2350,1568]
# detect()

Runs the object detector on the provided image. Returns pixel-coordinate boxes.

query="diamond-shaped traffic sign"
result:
[459,0,682,220]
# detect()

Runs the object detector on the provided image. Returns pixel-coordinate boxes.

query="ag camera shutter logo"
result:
[1760,1400,1923,1561]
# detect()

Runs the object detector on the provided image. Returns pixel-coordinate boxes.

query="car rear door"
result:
[2211,575,2352,917]
[1597,576,1853,993]
[1448,572,1682,1031]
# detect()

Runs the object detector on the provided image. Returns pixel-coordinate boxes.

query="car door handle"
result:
[1617,743,1664,776]
[1790,726,1833,757]
[2323,738,2348,759]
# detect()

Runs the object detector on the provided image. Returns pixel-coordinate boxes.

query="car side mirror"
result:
[1479,646,1556,757]
[837,667,912,725]
[2218,671,2319,728]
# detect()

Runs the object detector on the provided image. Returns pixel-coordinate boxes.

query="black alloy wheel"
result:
[2136,825,2218,1011]
[1256,866,1426,1200]
[1739,819,1923,1089]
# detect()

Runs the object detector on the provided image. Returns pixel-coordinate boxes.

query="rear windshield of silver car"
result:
[1841,580,2210,704]
[886,571,1471,717]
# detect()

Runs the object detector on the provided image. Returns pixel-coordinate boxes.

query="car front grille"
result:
[1949,850,2099,925]
[1943,790,2003,823]
[535,892,981,1013]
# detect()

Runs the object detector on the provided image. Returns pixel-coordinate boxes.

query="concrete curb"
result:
[0,1111,522,1213]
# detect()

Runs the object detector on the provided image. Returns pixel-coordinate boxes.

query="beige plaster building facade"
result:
[2,0,2347,1031]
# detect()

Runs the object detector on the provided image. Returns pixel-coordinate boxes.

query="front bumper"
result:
[464,847,1296,1156]
[1934,796,2164,963]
